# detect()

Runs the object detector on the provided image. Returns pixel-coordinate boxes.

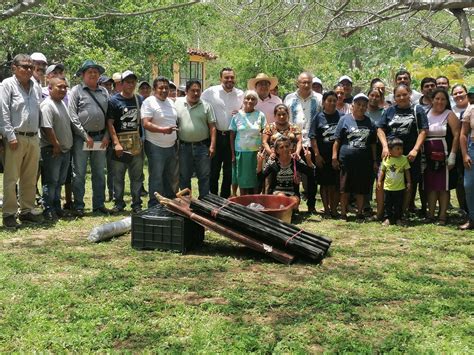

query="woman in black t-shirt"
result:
[310,91,341,217]
[376,84,429,214]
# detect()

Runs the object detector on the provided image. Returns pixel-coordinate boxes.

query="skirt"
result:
[232,151,258,189]
[423,138,454,192]
[339,160,372,194]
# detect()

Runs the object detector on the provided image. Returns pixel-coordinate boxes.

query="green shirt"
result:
[382,155,410,191]
[175,97,216,142]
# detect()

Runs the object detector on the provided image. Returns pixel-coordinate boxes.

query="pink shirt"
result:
[255,94,282,124]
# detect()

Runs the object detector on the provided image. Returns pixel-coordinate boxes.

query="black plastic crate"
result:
[131,205,204,253]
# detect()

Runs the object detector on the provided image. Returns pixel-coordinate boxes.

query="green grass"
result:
[0,172,473,352]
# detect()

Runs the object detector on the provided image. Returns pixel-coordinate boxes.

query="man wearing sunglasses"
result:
[0,54,43,228]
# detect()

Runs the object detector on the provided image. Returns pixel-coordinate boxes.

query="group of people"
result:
[1,52,473,231]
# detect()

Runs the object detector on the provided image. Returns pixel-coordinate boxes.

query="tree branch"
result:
[21,1,200,21]
[450,8,473,51]
[419,31,473,56]
[0,0,44,20]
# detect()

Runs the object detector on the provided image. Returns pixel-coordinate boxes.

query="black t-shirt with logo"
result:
[376,105,428,155]
[107,93,143,134]
[309,111,340,161]
[335,114,376,167]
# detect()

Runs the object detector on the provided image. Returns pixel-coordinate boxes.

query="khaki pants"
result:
[2,135,40,217]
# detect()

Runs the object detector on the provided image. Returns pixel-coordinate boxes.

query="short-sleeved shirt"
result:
[284,91,320,146]
[141,96,177,148]
[229,110,266,152]
[201,85,243,131]
[334,114,376,166]
[175,97,216,142]
[40,97,74,152]
[309,110,340,160]
[377,105,428,154]
[382,155,410,191]
[107,93,143,134]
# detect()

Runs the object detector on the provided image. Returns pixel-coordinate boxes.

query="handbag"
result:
[116,95,142,156]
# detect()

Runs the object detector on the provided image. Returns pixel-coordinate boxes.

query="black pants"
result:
[384,189,404,222]
[210,131,232,198]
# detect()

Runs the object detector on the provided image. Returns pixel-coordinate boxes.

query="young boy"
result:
[377,138,411,225]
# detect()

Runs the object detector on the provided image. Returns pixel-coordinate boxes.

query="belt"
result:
[15,131,37,137]
[217,130,230,135]
[86,129,105,136]
[180,139,210,146]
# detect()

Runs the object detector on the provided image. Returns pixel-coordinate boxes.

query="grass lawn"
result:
[0,169,472,352]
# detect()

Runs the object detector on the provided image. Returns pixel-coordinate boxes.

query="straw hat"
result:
[247,73,278,90]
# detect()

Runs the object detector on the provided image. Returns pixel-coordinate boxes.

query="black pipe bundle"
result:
[190,194,332,261]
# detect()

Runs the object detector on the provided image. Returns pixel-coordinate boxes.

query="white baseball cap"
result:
[30,52,47,64]
[312,77,322,85]
[338,75,353,84]
[353,93,369,101]
[121,70,137,81]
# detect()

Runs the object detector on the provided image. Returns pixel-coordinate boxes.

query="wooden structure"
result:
[173,48,218,89]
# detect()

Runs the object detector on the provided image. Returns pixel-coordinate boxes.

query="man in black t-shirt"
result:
[107,70,144,213]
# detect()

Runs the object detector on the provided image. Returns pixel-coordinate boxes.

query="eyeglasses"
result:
[16,64,34,70]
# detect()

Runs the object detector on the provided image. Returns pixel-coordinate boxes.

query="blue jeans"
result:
[179,142,211,198]
[72,134,106,210]
[464,140,474,220]
[41,147,70,213]
[144,140,179,207]
[112,152,144,210]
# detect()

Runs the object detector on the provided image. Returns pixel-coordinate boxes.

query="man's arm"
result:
[0,81,17,147]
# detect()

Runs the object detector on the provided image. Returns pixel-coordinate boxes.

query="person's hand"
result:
[381,147,389,160]
[257,151,265,163]
[314,153,325,168]
[303,146,312,163]
[100,136,109,149]
[406,182,412,191]
[332,158,340,170]
[114,143,124,157]
[208,145,215,158]
[447,152,456,170]
[9,139,18,151]
[407,148,418,162]
[162,126,177,134]
[52,144,61,157]
[376,181,382,191]
[463,155,472,170]
[86,136,94,149]
[231,153,236,163]
[269,151,276,160]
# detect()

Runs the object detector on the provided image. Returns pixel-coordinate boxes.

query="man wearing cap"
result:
[312,77,323,94]
[201,67,244,198]
[40,77,92,221]
[176,80,216,198]
[42,63,66,100]
[107,70,144,213]
[0,54,43,228]
[30,52,47,99]
[138,81,151,100]
[338,75,353,104]
[68,59,110,216]
[99,75,114,95]
[248,73,282,124]
[111,72,122,95]
[468,86,474,105]
[283,71,320,212]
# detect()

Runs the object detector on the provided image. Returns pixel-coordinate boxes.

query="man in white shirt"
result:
[141,76,179,205]
[284,71,319,213]
[201,67,243,198]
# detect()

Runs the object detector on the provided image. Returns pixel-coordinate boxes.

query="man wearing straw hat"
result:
[248,73,282,124]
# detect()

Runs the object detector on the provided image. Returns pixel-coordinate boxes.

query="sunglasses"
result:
[16,64,34,70]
